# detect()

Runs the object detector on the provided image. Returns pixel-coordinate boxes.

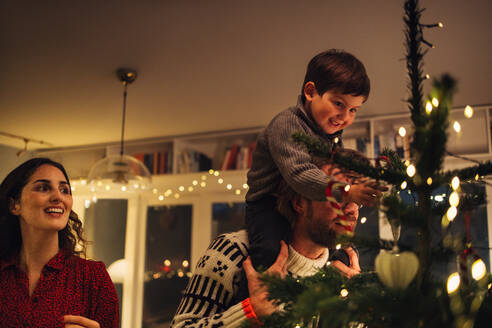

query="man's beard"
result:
[304,201,338,249]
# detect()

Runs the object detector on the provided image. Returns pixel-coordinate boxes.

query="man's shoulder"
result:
[207,230,249,259]
[193,230,249,276]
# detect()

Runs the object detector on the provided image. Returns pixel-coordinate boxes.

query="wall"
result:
[0,145,32,182]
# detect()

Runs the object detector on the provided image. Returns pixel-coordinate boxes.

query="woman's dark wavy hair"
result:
[0,157,87,260]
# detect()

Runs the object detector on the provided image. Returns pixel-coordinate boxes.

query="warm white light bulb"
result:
[407,164,416,177]
[432,97,439,107]
[451,176,460,190]
[398,126,407,137]
[344,185,351,192]
[427,177,433,185]
[208,169,214,175]
[438,22,444,28]
[464,105,474,118]
[401,181,408,190]
[447,206,458,221]
[426,101,433,114]
[447,272,460,294]
[164,259,171,266]
[192,180,198,186]
[179,186,185,192]
[425,74,430,79]
[472,259,486,280]
[340,289,349,297]
[174,193,180,199]
[218,178,224,184]
[182,260,189,267]
[214,171,220,176]
[235,189,241,195]
[158,195,164,201]
[453,121,461,133]
[188,186,194,192]
[152,188,158,194]
[243,183,248,189]
[336,244,342,250]
[226,184,232,190]
[200,182,207,187]
[360,217,367,224]
[449,192,459,207]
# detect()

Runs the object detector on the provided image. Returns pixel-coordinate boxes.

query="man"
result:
[170,159,367,328]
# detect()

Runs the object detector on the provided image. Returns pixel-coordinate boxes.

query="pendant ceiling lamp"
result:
[87,68,151,190]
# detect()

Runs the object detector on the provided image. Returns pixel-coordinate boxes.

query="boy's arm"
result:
[171,233,253,328]
[267,113,340,201]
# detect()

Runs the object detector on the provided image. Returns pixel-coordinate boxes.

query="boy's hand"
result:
[344,180,388,207]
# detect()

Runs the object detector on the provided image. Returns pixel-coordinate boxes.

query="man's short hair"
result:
[301,49,370,102]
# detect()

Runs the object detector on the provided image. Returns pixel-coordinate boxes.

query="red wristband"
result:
[242,298,261,325]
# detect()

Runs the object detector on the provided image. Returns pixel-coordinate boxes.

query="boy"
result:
[246,49,385,269]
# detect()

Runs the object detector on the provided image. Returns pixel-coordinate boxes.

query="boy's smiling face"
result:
[304,81,365,135]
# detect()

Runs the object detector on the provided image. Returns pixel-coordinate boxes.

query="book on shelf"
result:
[132,151,174,174]
[220,142,256,171]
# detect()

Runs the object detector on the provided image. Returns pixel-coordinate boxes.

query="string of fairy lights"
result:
[70,168,248,208]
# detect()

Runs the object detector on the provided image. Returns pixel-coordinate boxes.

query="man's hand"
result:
[63,315,100,328]
[331,246,361,278]
[243,240,289,317]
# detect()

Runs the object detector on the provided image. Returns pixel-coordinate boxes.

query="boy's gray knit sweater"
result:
[246,96,343,202]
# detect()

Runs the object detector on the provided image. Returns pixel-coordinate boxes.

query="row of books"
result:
[220,142,256,171]
[133,152,174,175]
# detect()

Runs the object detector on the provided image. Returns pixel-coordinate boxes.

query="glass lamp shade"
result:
[87,154,151,190]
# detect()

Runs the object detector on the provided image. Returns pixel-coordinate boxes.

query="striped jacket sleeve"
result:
[170,231,250,328]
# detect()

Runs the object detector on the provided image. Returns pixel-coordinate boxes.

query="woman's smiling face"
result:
[10,164,73,233]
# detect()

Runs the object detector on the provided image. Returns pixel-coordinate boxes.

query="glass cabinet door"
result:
[84,199,128,328]
[142,205,192,328]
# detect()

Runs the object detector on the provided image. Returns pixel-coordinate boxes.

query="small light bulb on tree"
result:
[398,126,407,137]
[447,206,458,221]
[438,21,444,28]
[451,176,460,190]
[407,164,416,177]
[427,177,433,185]
[464,105,474,118]
[360,217,367,224]
[453,121,461,133]
[472,259,486,280]
[426,101,433,114]
[447,272,460,294]
[432,97,439,107]
[449,191,459,207]
[401,181,408,189]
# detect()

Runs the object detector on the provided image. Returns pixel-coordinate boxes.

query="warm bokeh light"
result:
[449,191,459,207]
[398,126,407,137]
[407,164,416,177]
[453,121,461,133]
[451,176,460,190]
[447,272,460,294]
[472,259,486,280]
[447,206,458,221]
[464,105,474,118]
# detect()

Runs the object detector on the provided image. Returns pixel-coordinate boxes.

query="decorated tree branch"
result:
[249,0,492,327]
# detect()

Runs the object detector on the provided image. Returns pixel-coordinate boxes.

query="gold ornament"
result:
[375,249,419,289]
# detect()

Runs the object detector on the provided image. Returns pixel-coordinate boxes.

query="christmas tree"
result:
[252,0,492,327]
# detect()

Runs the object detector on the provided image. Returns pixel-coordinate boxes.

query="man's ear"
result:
[9,198,20,216]
[291,197,305,215]
[303,81,317,102]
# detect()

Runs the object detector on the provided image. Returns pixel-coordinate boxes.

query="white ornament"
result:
[375,249,419,289]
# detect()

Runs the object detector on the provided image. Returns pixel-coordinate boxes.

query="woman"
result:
[0,158,119,328]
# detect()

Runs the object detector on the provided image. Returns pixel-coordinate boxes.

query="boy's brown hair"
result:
[301,49,370,102]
